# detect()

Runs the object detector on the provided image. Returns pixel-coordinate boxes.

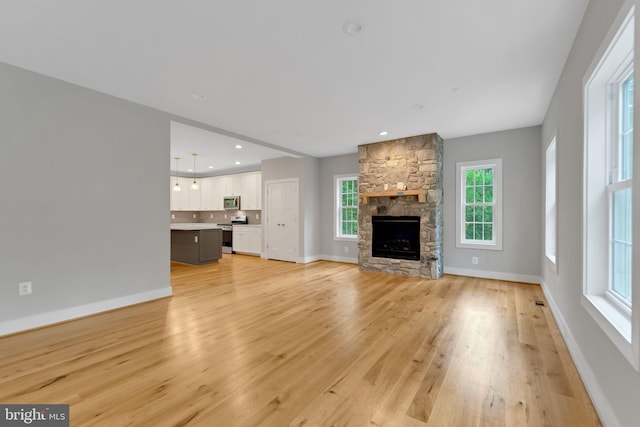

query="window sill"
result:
[582,294,638,370]
[334,236,357,242]
[456,241,502,251]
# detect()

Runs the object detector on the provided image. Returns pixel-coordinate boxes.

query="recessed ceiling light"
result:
[235,161,241,165]
[379,131,388,136]
[208,165,214,169]
[342,20,363,36]
[191,92,206,100]
[451,87,460,92]
[412,104,424,110]
[235,144,243,149]
[188,168,193,172]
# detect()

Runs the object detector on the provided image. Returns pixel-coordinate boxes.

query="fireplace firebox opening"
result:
[372,216,420,261]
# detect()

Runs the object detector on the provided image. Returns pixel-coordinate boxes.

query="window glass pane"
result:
[465,224,474,240]
[484,186,493,203]
[475,187,484,203]
[484,206,493,222]
[465,207,474,222]
[485,224,493,241]
[474,224,483,240]
[621,74,634,181]
[466,187,474,203]
[472,170,480,185]
[474,206,484,222]
[466,170,474,185]
[484,168,493,185]
[611,188,632,302]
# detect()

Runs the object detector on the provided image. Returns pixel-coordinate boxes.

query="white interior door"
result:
[266,179,299,262]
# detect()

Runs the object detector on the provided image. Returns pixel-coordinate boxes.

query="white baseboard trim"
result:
[443,267,541,284]
[0,287,173,337]
[300,255,322,263]
[539,280,619,427]
[319,255,358,264]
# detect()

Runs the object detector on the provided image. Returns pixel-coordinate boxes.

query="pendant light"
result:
[190,153,199,190]
[173,157,182,192]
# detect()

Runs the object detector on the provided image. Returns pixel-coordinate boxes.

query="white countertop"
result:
[170,223,222,231]
[232,224,262,228]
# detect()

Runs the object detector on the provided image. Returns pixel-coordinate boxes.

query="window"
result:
[611,72,633,305]
[335,175,358,239]
[545,138,557,265]
[583,5,637,369]
[455,159,502,250]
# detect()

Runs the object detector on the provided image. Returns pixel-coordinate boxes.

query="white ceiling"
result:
[0,0,589,161]
[170,121,294,176]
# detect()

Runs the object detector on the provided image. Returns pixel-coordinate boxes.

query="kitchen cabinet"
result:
[200,177,222,210]
[232,225,262,255]
[170,177,201,211]
[171,171,262,211]
[171,227,222,265]
[238,171,261,210]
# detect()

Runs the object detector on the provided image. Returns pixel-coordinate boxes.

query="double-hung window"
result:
[456,159,502,250]
[583,5,637,369]
[335,175,358,239]
[610,71,633,306]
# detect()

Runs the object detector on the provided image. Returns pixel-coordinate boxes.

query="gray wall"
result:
[541,0,640,425]
[319,153,359,262]
[303,156,321,260]
[0,62,170,333]
[443,126,542,282]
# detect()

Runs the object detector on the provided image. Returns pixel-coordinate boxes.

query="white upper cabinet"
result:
[171,171,261,211]
[200,177,221,211]
[239,171,261,210]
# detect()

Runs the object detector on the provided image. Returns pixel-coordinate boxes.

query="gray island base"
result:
[170,225,222,265]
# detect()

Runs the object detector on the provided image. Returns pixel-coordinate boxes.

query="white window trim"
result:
[455,158,503,251]
[545,137,558,268]
[334,174,358,241]
[582,2,638,370]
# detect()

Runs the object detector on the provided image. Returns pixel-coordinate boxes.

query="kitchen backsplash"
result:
[170,210,262,224]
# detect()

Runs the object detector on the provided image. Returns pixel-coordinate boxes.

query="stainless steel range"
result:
[220,215,248,253]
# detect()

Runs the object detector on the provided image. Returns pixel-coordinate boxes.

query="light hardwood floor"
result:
[0,255,601,426]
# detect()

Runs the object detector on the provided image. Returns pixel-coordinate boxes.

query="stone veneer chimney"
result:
[358,134,443,279]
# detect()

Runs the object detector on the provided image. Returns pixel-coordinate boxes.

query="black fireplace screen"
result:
[372,216,420,261]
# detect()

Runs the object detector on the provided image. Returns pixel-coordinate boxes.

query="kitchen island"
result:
[170,224,222,265]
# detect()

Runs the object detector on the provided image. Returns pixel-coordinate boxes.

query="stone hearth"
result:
[358,134,443,279]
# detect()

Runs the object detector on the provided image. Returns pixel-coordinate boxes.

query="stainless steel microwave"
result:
[223,195,240,210]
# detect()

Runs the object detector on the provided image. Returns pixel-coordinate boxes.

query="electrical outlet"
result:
[224,214,227,219]
[396,182,405,190]
[256,213,259,219]
[384,183,389,190]
[472,257,479,265]
[19,281,32,296]
[210,214,214,219]
[192,213,197,219]
[171,214,175,219]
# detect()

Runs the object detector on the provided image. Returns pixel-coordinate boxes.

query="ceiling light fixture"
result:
[173,157,181,192]
[412,104,424,110]
[190,154,199,190]
[379,131,388,136]
[208,165,214,169]
[235,144,243,149]
[235,161,241,165]
[191,92,206,100]
[343,20,363,36]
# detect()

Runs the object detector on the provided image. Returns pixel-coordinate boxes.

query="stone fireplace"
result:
[358,134,443,279]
